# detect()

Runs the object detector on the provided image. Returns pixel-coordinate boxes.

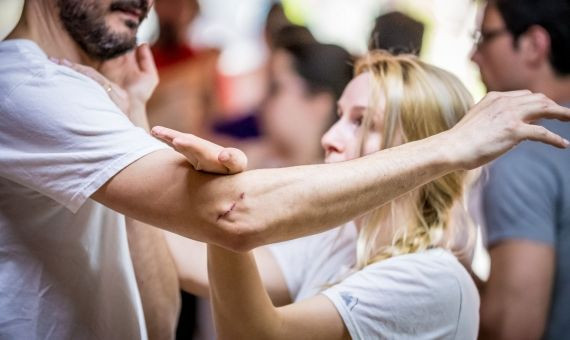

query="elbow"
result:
[208,186,268,252]
[190,175,270,252]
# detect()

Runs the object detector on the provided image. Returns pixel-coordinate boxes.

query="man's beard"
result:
[57,0,148,61]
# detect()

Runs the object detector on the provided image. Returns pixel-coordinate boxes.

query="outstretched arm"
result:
[92,91,570,252]
[208,244,350,340]
[73,50,570,253]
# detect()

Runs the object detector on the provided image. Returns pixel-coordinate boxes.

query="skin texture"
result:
[471,3,570,340]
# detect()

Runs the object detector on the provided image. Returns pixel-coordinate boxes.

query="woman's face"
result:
[321,72,385,163]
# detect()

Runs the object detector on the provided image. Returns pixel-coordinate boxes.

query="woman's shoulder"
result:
[364,248,477,295]
[322,248,479,339]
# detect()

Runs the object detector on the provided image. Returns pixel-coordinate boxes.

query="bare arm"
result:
[479,240,554,340]
[164,232,291,305]
[93,91,570,251]
[126,218,180,340]
[208,244,350,340]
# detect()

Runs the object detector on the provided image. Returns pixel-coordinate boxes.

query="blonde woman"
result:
[206,51,479,339]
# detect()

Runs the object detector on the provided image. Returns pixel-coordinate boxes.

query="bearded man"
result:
[1,1,570,339]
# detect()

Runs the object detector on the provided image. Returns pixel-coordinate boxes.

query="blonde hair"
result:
[352,50,475,269]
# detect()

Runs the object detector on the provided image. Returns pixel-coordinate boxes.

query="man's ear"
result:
[519,25,551,69]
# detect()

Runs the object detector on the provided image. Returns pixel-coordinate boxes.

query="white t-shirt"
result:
[269,224,480,340]
[0,39,168,339]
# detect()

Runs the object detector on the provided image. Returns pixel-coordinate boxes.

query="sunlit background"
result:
[0,0,489,279]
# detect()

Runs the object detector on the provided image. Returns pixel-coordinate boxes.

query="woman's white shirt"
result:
[268,223,480,340]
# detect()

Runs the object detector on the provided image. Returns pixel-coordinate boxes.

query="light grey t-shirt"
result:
[482,117,570,339]
[269,224,480,339]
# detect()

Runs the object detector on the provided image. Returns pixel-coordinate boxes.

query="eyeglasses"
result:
[472,28,510,47]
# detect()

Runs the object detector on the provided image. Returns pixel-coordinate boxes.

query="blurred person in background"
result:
[211,10,317,142]
[369,11,425,56]
[148,0,219,135]
[244,40,353,168]
[264,2,294,51]
[470,0,570,339]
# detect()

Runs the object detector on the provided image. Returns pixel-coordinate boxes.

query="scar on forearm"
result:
[217,193,245,221]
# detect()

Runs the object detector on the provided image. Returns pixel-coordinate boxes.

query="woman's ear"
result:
[519,25,551,69]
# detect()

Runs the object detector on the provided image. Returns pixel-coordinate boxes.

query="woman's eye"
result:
[354,116,363,126]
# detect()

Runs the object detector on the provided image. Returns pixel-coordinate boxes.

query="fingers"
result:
[521,124,570,148]
[136,43,157,75]
[151,126,183,145]
[151,126,248,174]
[218,148,248,174]
[518,95,570,122]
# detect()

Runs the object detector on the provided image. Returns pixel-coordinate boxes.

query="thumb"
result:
[218,148,248,174]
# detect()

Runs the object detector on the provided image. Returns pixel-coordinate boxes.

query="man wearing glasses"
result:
[471,0,570,339]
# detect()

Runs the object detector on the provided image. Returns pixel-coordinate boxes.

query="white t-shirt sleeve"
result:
[322,250,478,340]
[0,63,168,213]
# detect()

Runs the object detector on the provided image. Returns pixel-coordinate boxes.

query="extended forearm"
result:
[208,244,281,340]
[213,132,454,250]
[94,131,454,252]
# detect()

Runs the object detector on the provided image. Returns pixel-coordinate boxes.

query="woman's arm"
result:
[207,244,350,340]
[165,231,291,305]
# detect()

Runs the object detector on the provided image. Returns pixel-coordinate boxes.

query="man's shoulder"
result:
[0,39,100,106]
[0,40,48,95]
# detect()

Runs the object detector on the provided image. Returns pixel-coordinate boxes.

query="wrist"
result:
[424,130,464,172]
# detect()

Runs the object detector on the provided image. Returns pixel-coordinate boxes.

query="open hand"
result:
[446,90,570,170]
[151,126,248,174]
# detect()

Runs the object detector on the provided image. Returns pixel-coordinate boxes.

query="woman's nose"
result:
[321,123,345,155]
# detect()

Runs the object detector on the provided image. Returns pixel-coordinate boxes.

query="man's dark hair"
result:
[281,42,353,103]
[278,41,353,127]
[492,0,570,75]
[272,25,317,51]
[369,11,425,56]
